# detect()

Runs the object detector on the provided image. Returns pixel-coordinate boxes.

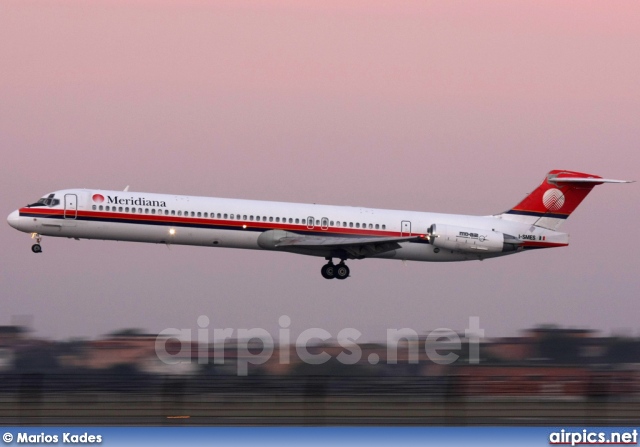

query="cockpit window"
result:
[26,193,60,208]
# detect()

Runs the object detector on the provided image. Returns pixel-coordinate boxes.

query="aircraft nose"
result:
[7,210,20,229]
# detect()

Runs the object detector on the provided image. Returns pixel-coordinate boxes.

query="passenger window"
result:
[349,222,353,228]
[263,216,267,222]
[382,224,386,230]
[375,224,379,229]
[118,207,123,212]
[99,205,103,211]
[151,209,156,214]
[276,217,280,223]
[105,206,110,211]
[356,223,360,228]
[197,212,201,217]
[92,205,96,210]
[316,220,320,225]
[230,214,234,219]
[269,217,273,222]
[330,221,334,226]
[288,218,293,223]
[171,210,175,216]
[125,207,129,212]
[131,207,135,213]
[217,213,221,218]
[144,209,149,214]
[190,212,194,217]
[224,214,228,219]
[295,218,299,224]
[250,215,254,221]
[243,215,247,220]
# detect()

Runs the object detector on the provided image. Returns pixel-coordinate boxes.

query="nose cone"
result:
[7,210,21,229]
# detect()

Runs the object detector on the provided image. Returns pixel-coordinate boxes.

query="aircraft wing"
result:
[275,234,419,247]
[259,230,422,258]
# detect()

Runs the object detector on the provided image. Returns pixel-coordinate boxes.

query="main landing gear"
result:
[321,260,350,280]
[31,233,42,253]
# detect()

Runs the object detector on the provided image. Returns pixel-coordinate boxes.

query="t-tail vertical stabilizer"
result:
[498,170,633,230]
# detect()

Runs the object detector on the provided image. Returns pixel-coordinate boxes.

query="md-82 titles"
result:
[7,170,632,280]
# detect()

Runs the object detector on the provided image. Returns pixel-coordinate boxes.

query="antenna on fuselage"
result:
[124,185,130,192]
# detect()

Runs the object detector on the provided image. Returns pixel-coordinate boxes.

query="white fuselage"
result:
[7,188,569,263]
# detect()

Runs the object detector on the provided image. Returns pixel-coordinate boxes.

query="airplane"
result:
[7,170,632,280]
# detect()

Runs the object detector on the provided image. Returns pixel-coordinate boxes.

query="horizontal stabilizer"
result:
[549,177,633,184]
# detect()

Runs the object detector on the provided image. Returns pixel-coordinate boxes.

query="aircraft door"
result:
[64,194,78,219]
[307,216,314,229]
[401,220,411,236]
[321,217,329,230]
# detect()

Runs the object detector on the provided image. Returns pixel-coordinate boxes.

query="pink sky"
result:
[1,1,638,340]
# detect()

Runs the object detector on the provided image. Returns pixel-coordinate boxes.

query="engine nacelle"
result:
[428,224,521,253]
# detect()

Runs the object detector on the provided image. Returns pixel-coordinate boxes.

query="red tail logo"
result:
[509,170,602,218]
[542,188,565,211]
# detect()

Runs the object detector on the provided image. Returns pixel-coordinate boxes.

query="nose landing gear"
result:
[31,233,42,253]
[320,259,350,280]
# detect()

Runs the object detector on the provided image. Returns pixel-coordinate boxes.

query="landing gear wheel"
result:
[335,263,349,280]
[31,244,42,253]
[321,263,335,279]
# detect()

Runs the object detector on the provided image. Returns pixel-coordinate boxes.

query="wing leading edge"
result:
[256,229,421,259]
